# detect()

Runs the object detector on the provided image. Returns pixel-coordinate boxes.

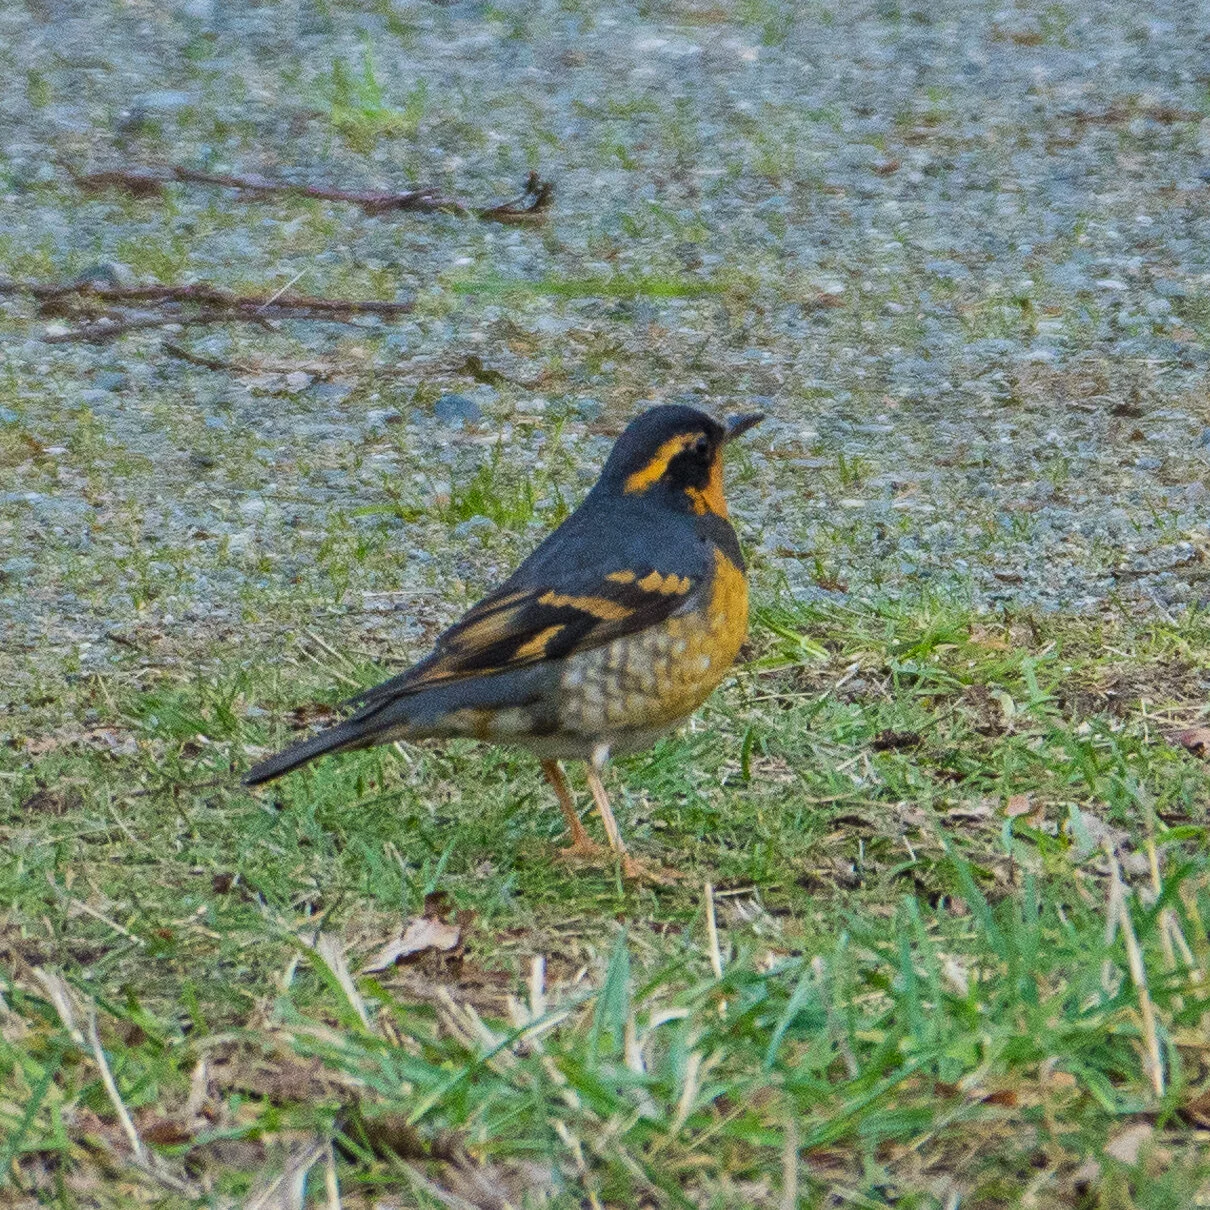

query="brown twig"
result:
[161,341,253,372]
[74,169,165,198]
[156,344,542,390]
[173,165,442,214]
[0,276,414,344]
[476,170,555,224]
[74,164,553,224]
[19,280,414,316]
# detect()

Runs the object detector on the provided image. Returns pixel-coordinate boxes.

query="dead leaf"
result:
[141,1118,195,1147]
[342,1108,558,1209]
[363,917,462,973]
[20,786,84,815]
[345,1110,433,1162]
[288,701,341,728]
[980,1088,1018,1107]
[871,730,923,752]
[209,1044,346,1103]
[1179,1087,1210,1128]
[1104,1122,1153,1165]
[1070,1157,1101,1191]
[945,798,996,822]
[1174,727,1210,759]
[942,956,969,996]
[22,727,138,757]
[1004,794,1033,818]
[968,625,1011,650]
[806,291,846,311]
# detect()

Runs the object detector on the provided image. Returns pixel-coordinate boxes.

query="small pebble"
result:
[434,394,483,425]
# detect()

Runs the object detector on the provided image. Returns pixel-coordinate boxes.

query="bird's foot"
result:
[619,854,684,886]
[557,842,681,885]
[558,837,609,863]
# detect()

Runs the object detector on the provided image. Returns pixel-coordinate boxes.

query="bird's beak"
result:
[723,412,766,443]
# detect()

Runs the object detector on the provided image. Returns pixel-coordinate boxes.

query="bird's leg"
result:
[584,763,627,855]
[586,752,682,885]
[542,759,603,858]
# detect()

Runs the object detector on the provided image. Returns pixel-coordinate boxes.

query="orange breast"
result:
[557,546,748,737]
[702,545,749,663]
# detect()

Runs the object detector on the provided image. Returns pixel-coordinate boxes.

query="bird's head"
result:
[598,404,764,518]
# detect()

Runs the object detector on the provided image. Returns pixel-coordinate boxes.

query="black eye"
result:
[692,436,710,459]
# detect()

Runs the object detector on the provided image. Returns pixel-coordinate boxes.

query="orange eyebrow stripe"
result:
[514,624,566,660]
[606,570,636,584]
[538,591,631,620]
[622,434,696,495]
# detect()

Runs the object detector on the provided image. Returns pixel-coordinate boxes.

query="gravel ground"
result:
[3,0,1210,702]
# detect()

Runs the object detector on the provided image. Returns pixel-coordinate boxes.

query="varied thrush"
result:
[244,404,763,877]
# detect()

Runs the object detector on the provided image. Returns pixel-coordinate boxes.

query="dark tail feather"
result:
[340,664,425,712]
[246,662,547,786]
[243,718,372,786]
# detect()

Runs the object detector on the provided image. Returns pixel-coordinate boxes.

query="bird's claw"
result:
[558,838,609,863]
[557,842,680,885]
[620,854,683,885]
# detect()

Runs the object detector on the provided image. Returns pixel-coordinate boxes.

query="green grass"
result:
[3,3,1210,1203]
[450,273,722,301]
[325,46,428,154]
[4,594,1210,1207]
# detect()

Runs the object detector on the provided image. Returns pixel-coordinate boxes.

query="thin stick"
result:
[1107,845,1165,1098]
[258,268,308,312]
[47,873,146,946]
[781,1114,799,1210]
[529,954,546,1022]
[313,933,372,1031]
[161,341,250,371]
[72,165,554,224]
[31,968,85,1047]
[42,314,196,343]
[295,640,361,688]
[1,278,415,314]
[304,628,358,670]
[704,883,724,979]
[86,1009,145,1160]
[1,275,416,344]
[324,1140,342,1210]
[246,1139,327,1210]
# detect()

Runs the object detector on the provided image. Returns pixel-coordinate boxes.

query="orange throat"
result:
[685,455,728,517]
